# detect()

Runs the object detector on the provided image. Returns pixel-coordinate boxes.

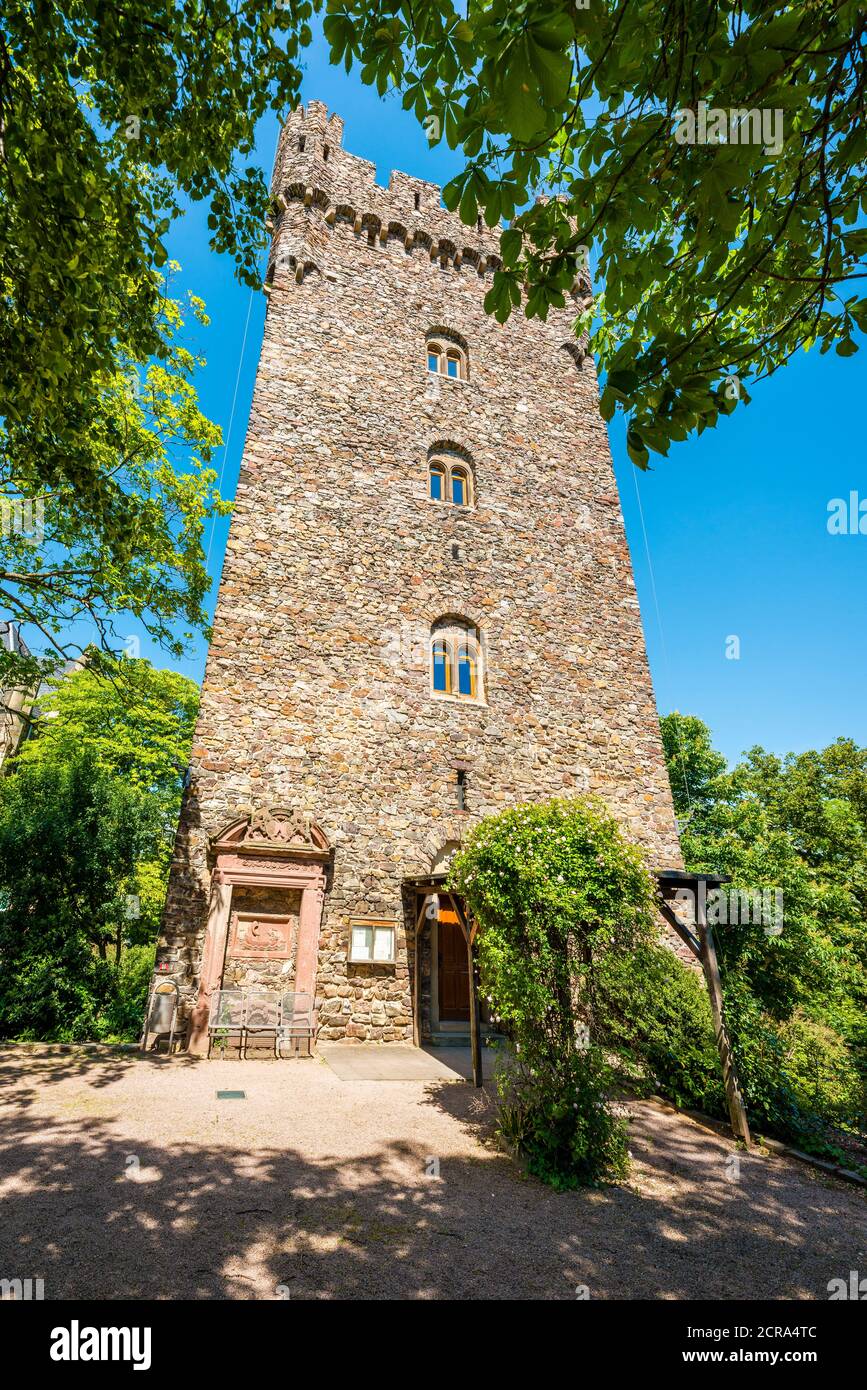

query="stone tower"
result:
[156,101,682,1049]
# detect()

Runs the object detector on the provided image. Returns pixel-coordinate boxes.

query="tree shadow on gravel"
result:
[421,1075,867,1300]
[0,1056,863,1300]
[0,1049,201,1107]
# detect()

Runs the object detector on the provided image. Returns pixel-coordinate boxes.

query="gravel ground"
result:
[0,1048,863,1301]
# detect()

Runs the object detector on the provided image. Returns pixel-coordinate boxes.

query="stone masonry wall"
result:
[156,100,685,1041]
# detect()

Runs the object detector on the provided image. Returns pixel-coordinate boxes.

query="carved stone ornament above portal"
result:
[210,808,331,861]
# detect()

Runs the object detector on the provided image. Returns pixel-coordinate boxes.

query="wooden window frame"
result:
[431,627,482,702]
[425,340,467,381]
[432,637,452,694]
[456,643,477,698]
[429,463,446,502]
[450,466,470,507]
[348,916,397,965]
[428,459,473,509]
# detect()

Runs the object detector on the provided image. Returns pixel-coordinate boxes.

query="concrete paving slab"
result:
[317,1043,472,1081]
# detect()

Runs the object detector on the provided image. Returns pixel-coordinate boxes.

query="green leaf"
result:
[626,428,650,469]
[500,227,523,266]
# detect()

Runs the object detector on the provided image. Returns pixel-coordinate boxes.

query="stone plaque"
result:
[228,912,294,960]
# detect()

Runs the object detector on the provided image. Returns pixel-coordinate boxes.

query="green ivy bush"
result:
[497,1048,630,1190]
[0,943,154,1044]
[450,797,658,1187]
[0,947,118,1043]
[594,942,726,1116]
[720,980,824,1147]
[100,944,157,1042]
[779,1014,864,1131]
[597,943,863,1159]
[717,981,863,1160]
[0,752,162,1042]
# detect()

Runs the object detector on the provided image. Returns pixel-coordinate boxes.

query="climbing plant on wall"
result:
[449,797,658,1187]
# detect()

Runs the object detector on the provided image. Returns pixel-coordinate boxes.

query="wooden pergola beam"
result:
[657,871,752,1148]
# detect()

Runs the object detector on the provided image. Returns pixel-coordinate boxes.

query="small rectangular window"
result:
[428,352,440,373]
[349,919,396,964]
[456,770,467,811]
[430,470,443,501]
[451,475,465,506]
[446,357,459,379]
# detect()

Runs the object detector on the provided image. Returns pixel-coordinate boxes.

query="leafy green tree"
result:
[594,940,725,1116]
[15,656,198,803]
[0,751,162,1039]
[661,710,728,820]
[451,797,657,1043]
[326,1,867,462]
[5,2,864,514]
[0,282,229,704]
[12,656,199,936]
[661,712,866,1143]
[1,1,312,523]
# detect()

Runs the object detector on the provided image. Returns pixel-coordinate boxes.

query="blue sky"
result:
[157,37,867,768]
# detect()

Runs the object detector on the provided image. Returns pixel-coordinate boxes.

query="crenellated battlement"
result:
[267,101,519,290]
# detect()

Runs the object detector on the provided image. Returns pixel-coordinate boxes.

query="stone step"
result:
[427,1031,506,1048]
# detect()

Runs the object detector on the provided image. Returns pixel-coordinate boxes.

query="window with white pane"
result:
[348,917,397,964]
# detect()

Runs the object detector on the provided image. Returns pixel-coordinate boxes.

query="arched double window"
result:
[430,620,482,701]
[426,334,468,381]
[429,457,472,507]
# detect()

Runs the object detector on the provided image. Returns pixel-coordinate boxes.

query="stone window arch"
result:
[430,618,483,702]
[361,213,381,246]
[426,330,468,381]
[427,445,474,508]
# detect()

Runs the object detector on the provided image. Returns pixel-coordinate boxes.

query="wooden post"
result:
[656,871,752,1148]
[698,899,752,1148]
[465,932,483,1088]
[412,894,428,1049]
[449,893,482,1088]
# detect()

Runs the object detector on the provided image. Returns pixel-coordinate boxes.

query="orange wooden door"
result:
[438,920,470,1021]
